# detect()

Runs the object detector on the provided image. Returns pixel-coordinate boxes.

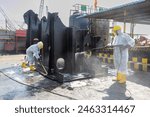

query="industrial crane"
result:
[39,0,44,19]
[0,6,16,31]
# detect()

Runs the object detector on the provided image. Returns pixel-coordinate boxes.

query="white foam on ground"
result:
[70,81,87,88]
[28,73,34,77]
[5,70,15,75]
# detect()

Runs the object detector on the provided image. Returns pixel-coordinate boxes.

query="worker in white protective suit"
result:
[21,41,43,71]
[112,26,135,84]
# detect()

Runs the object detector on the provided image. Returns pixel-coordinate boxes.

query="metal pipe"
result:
[123,10,127,33]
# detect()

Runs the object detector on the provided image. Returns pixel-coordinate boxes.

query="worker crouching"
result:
[112,26,135,84]
[21,40,43,71]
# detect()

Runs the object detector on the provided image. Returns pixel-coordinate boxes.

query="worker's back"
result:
[26,44,40,59]
[26,44,38,53]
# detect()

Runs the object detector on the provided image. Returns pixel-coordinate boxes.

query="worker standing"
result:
[112,26,135,84]
[21,41,43,71]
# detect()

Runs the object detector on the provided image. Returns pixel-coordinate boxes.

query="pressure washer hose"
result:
[36,60,48,76]
[0,45,132,100]
[0,70,132,100]
[0,70,77,100]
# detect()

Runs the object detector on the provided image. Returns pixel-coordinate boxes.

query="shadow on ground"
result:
[95,82,133,100]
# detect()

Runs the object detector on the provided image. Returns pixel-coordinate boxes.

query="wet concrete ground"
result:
[0,54,150,100]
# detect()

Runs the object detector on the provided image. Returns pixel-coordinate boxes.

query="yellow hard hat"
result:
[113,25,121,32]
[37,41,43,49]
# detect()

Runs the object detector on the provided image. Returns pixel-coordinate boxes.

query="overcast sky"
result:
[0,0,149,36]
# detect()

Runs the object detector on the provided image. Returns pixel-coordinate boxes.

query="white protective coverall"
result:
[26,44,40,65]
[112,31,135,74]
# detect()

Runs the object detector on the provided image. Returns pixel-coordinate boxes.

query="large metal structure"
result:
[24,10,106,83]
[24,0,150,82]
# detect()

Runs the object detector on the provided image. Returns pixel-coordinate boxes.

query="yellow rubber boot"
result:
[117,72,122,81]
[30,65,36,71]
[21,62,27,68]
[118,73,126,84]
[112,72,121,81]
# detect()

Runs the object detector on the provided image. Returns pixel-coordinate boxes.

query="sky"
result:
[0,0,149,36]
